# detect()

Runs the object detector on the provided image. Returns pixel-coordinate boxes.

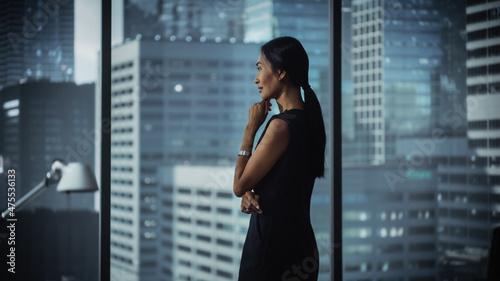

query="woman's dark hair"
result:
[260,36,326,178]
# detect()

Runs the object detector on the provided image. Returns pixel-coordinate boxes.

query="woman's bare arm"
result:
[233,117,289,197]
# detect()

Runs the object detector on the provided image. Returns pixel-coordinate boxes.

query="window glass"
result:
[112,1,331,280]
[343,0,498,279]
[0,0,101,280]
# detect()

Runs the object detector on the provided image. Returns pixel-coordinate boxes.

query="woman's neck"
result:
[276,86,305,113]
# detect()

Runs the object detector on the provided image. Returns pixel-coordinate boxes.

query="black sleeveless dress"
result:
[238,109,319,281]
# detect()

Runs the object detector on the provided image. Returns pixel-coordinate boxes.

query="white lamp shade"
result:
[56,163,99,193]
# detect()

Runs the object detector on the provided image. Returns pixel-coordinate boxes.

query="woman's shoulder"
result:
[273,109,305,125]
[265,117,289,136]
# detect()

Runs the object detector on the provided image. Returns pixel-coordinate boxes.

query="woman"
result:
[233,36,326,281]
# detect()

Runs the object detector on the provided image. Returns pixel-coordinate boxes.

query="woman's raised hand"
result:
[241,191,262,214]
[247,99,272,132]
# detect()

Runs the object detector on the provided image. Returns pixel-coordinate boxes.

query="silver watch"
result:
[238,150,251,157]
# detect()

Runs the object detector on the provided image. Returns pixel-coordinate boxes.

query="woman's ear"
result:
[277,70,286,81]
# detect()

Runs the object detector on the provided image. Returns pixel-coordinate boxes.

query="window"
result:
[343,1,496,280]
[467,11,487,24]
[112,1,332,280]
[468,29,487,41]
[468,120,488,130]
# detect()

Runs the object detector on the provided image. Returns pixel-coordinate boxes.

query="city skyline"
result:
[342,0,497,280]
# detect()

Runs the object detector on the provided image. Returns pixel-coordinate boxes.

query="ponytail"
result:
[303,85,326,178]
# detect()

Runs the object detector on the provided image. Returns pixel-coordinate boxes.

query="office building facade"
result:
[344,1,490,279]
[123,0,245,42]
[160,165,250,281]
[431,0,500,278]
[343,162,438,280]
[351,0,443,165]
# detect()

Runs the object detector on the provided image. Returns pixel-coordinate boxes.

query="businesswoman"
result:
[233,36,326,281]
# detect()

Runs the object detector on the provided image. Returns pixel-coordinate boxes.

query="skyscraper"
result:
[123,0,245,42]
[432,0,500,278]
[0,0,75,89]
[0,1,24,89]
[351,0,442,165]
[342,0,359,163]
[160,165,250,281]
[343,0,493,280]
[343,162,438,280]
[437,0,467,133]
[434,138,492,279]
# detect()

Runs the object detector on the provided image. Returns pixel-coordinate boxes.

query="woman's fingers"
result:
[241,191,263,214]
[241,202,258,214]
[243,205,258,214]
[248,100,269,130]
[245,191,260,208]
[241,191,255,211]
[252,194,262,214]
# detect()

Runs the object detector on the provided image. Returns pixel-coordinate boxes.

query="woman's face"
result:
[254,52,283,100]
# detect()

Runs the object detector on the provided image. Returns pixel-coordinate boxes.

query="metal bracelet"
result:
[238,150,251,157]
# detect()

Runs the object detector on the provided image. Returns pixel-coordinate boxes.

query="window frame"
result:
[331,0,343,280]
[100,0,111,280]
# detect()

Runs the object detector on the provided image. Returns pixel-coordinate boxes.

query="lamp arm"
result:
[0,172,51,221]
